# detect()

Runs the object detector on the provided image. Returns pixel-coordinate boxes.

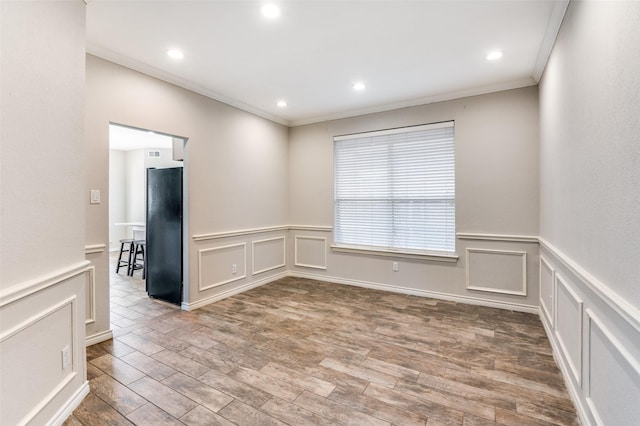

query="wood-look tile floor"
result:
[66,259,578,425]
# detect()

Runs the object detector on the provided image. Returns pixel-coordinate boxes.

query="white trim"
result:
[86,48,290,126]
[252,236,286,276]
[539,255,555,327]
[0,296,79,425]
[539,309,591,426]
[456,233,539,243]
[288,270,538,314]
[539,237,640,333]
[586,308,640,426]
[465,248,527,296]
[331,244,459,263]
[289,78,537,127]
[86,329,114,346]
[533,0,570,81]
[85,266,96,325]
[182,271,288,311]
[294,236,328,270]
[48,381,90,426]
[193,225,289,241]
[84,243,107,255]
[554,273,583,386]
[197,243,247,291]
[0,261,91,308]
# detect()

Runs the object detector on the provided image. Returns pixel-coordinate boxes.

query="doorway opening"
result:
[108,123,188,330]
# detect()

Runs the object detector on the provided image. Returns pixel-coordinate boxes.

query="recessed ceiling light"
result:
[486,50,503,61]
[277,100,287,107]
[353,82,367,91]
[166,48,184,60]
[261,3,281,19]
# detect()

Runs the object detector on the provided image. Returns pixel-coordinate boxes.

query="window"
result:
[333,121,455,255]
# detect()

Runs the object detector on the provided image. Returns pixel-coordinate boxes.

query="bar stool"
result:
[116,239,134,274]
[129,240,146,279]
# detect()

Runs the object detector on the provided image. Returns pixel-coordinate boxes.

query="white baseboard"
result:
[47,380,89,426]
[288,270,539,314]
[86,329,113,346]
[182,271,289,311]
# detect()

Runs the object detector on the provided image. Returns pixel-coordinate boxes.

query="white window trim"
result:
[331,243,459,263]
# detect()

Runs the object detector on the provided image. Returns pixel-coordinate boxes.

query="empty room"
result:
[1,1,638,425]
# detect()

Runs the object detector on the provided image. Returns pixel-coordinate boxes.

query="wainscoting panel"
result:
[198,243,247,291]
[554,273,583,385]
[539,239,640,426]
[539,255,555,327]
[0,262,88,426]
[85,266,96,325]
[294,236,327,270]
[586,309,640,426]
[252,236,286,275]
[465,248,527,296]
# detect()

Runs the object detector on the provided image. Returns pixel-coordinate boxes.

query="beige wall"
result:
[289,87,540,310]
[538,1,640,424]
[85,55,289,320]
[0,2,89,424]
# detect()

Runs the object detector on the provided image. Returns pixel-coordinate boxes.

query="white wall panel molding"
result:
[289,225,333,232]
[84,244,107,255]
[294,236,328,270]
[539,237,640,333]
[465,248,527,296]
[198,243,247,291]
[539,255,555,327]
[585,308,640,426]
[252,236,286,276]
[193,226,289,241]
[85,266,96,325]
[0,296,79,425]
[193,224,332,242]
[456,233,539,243]
[183,271,288,311]
[554,273,583,386]
[288,271,538,314]
[0,261,91,308]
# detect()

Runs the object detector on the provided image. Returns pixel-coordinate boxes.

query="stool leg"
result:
[116,242,126,273]
[127,241,135,276]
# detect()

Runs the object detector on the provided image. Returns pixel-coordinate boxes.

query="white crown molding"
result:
[87,48,539,129]
[533,0,570,82]
[86,48,291,126]
[289,78,537,127]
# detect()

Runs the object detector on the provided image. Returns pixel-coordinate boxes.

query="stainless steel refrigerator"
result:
[146,167,183,305]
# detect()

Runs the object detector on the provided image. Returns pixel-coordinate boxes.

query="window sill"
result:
[330,244,459,263]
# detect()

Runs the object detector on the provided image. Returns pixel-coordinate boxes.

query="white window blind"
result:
[333,121,455,253]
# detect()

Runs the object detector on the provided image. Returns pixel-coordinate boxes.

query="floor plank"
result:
[66,255,578,425]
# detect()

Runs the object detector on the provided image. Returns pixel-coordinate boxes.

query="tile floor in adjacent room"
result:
[65,255,578,425]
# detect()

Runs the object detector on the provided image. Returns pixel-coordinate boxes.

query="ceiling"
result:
[86,1,568,127]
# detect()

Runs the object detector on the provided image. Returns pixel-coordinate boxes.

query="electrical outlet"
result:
[61,345,71,369]
[392,261,399,272]
[232,264,237,274]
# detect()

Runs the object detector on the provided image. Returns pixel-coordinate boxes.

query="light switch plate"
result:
[90,189,100,204]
